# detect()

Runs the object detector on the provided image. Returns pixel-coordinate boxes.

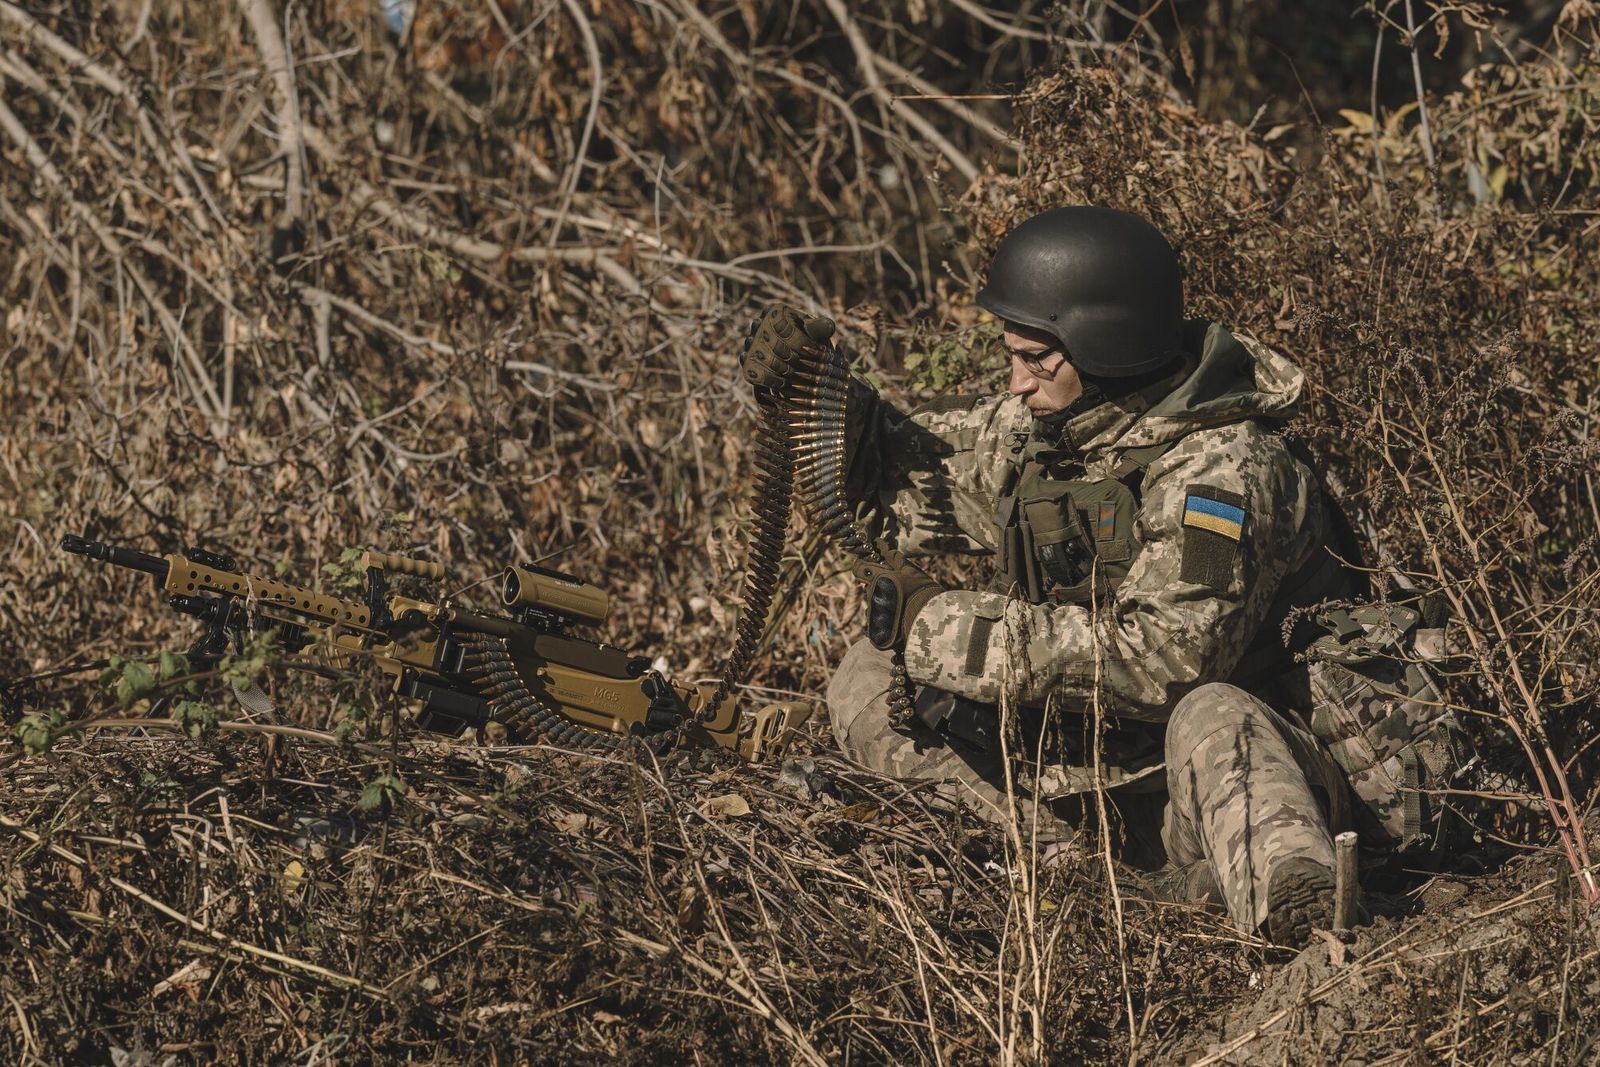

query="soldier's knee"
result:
[825,639,896,741]
[1165,682,1272,765]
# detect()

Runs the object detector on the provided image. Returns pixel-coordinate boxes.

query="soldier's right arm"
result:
[841,381,1029,558]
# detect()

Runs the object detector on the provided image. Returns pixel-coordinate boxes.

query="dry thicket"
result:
[2,1,1598,1063]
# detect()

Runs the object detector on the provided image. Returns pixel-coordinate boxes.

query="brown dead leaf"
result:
[554,811,594,835]
[701,793,751,819]
[675,883,705,935]
[837,802,880,823]
[1316,928,1353,967]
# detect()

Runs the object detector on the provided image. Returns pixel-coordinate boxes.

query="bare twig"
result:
[819,0,981,185]
[546,0,603,250]
[0,86,227,433]
[1408,0,1446,177]
[0,811,388,997]
[236,0,305,225]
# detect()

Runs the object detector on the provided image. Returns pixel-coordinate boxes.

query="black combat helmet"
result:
[976,206,1182,378]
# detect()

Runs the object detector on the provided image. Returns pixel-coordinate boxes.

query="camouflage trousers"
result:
[826,640,1352,934]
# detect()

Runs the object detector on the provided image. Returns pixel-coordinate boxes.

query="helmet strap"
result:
[1066,379,1107,416]
[1033,384,1106,446]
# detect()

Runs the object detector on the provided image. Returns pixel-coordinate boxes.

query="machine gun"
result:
[58,535,808,761]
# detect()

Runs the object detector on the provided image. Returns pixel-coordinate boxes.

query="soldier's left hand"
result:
[853,546,943,651]
[740,305,835,394]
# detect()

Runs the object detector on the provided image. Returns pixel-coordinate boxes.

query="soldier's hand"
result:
[853,547,942,652]
[741,305,835,394]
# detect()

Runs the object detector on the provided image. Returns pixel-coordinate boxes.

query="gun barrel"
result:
[61,535,169,579]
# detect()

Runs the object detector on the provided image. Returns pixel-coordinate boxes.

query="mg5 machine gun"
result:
[60,535,808,761]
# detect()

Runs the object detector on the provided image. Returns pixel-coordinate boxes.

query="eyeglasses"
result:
[1004,342,1067,381]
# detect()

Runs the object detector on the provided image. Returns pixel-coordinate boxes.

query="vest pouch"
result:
[994,498,1043,603]
[1304,604,1464,849]
[912,685,999,752]
[992,467,1143,605]
[1021,497,1093,591]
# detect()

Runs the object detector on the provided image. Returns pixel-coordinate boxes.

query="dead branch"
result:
[545,0,602,249]
[235,0,306,226]
[820,0,981,186]
[0,85,227,434]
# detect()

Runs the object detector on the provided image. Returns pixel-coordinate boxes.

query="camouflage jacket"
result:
[843,321,1349,790]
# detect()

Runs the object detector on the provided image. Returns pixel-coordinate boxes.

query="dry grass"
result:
[3,2,1598,1063]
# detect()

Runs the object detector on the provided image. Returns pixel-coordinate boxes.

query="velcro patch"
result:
[964,616,995,677]
[1095,501,1117,542]
[1181,486,1246,591]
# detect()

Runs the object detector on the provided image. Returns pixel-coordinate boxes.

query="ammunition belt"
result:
[699,397,797,721]
[785,339,877,561]
[708,336,919,731]
[464,634,631,752]
[469,332,905,749]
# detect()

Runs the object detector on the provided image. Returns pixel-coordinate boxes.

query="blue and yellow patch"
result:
[1181,486,1247,591]
[1183,494,1246,541]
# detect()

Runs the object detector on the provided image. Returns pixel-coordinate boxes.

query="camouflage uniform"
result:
[826,320,1360,936]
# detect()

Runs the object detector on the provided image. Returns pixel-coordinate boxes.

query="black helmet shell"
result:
[977,206,1182,377]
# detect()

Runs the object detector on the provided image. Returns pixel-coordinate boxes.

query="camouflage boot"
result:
[1262,857,1337,948]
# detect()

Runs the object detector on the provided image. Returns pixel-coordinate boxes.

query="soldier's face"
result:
[1004,322,1084,417]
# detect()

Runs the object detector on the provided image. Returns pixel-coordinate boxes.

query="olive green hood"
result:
[1052,320,1305,457]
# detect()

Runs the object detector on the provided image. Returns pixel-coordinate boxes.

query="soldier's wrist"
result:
[902,585,940,640]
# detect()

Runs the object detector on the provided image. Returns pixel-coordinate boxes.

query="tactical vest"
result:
[990,430,1346,667]
[991,433,1174,606]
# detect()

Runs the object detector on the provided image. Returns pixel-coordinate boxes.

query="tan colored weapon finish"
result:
[162,557,373,629]
[502,565,609,628]
[363,551,444,580]
[124,546,806,761]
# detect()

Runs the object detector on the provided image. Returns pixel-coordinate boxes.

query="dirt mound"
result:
[1176,839,1600,1064]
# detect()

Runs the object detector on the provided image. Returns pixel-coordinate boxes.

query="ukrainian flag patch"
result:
[1181,485,1247,591]
[1183,493,1246,541]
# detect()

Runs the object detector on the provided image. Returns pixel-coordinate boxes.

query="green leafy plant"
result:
[321,546,369,595]
[12,708,64,755]
[158,650,190,683]
[137,770,181,802]
[903,320,1004,393]
[359,772,409,814]
[333,702,371,744]
[172,700,219,740]
[99,655,159,710]
[220,632,281,692]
